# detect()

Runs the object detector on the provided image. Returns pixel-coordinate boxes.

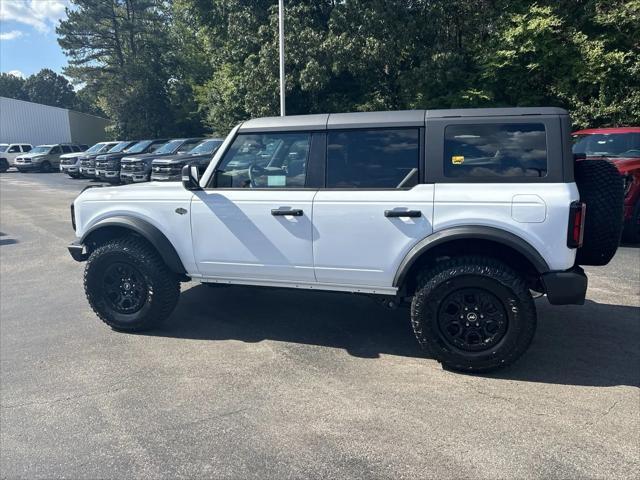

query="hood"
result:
[121,152,171,163]
[60,152,84,159]
[96,152,128,161]
[610,157,640,174]
[18,152,46,159]
[78,152,101,161]
[152,153,210,165]
[76,181,193,204]
[584,155,640,174]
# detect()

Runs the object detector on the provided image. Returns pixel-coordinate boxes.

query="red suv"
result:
[572,127,640,243]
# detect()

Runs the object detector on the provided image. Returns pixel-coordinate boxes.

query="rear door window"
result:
[444,124,547,178]
[61,145,72,153]
[327,129,420,188]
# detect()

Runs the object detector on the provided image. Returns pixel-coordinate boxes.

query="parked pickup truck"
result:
[95,139,168,183]
[15,144,82,172]
[79,141,136,178]
[61,142,119,178]
[151,138,223,182]
[0,143,32,172]
[68,108,623,372]
[120,138,203,184]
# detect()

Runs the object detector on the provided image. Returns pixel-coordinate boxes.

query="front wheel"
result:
[40,161,52,173]
[0,159,8,172]
[411,256,537,372]
[84,236,180,331]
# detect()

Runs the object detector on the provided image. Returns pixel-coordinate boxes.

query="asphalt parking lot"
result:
[1,171,638,479]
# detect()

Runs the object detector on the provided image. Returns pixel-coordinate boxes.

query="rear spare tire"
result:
[574,160,624,266]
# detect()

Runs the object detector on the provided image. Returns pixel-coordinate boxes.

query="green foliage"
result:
[0,73,28,101]
[55,0,639,135]
[58,0,208,138]
[21,69,76,108]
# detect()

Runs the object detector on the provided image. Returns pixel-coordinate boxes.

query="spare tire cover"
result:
[575,160,624,266]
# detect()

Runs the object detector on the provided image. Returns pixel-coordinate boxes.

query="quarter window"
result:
[444,124,547,178]
[214,133,311,188]
[327,129,420,188]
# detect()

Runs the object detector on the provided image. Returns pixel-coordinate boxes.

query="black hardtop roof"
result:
[239,107,568,132]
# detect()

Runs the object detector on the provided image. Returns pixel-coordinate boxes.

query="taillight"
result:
[567,201,586,248]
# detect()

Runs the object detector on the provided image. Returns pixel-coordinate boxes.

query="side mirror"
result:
[181,164,201,190]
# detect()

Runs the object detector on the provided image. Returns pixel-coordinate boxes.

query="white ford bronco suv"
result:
[68,108,623,372]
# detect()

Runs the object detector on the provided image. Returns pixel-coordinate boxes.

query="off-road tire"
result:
[0,159,8,172]
[84,236,180,331]
[574,160,624,265]
[411,256,537,372]
[622,201,640,244]
[40,161,52,173]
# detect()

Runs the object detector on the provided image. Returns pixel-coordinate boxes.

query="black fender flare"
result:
[393,226,550,288]
[81,216,186,275]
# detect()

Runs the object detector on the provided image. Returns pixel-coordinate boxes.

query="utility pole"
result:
[278,0,285,116]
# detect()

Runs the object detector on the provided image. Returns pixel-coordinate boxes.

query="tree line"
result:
[0,69,104,116]
[5,1,639,138]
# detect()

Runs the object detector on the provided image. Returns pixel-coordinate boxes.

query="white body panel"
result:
[313,185,434,286]
[433,183,579,271]
[190,190,316,282]
[74,183,197,274]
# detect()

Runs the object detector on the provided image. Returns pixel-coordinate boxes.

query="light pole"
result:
[278,0,285,116]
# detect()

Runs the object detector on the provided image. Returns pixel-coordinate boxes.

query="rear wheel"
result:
[84,236,180,331]
[411,256,536,372]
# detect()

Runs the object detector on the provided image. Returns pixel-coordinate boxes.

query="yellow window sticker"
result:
[451,155,464,165]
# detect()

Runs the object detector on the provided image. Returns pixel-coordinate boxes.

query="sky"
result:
[0,0,70,79]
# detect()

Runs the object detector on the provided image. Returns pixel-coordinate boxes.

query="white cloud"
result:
[0,1,69,34]
[7,70,24,78]
[0,29,24,40]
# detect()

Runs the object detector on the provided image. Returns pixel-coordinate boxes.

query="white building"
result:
[0,97,111,146]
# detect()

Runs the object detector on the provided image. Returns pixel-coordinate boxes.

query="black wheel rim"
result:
[102,262,148,314]
[438,287,508,352]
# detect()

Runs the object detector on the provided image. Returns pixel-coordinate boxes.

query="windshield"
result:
[108,141,132,153]
[126,140,153,154]
[85,143,105,154]
[154,140,182,155]
[0,145,7,152]
[572,133,640,158]
[30,146,50,154]
[189,139,222,155]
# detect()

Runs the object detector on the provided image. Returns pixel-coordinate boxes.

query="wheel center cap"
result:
[467,312,478,322]
[123,282,131,291]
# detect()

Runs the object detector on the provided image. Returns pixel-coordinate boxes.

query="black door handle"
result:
[271,208,303,216]
[384,210,422,218]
